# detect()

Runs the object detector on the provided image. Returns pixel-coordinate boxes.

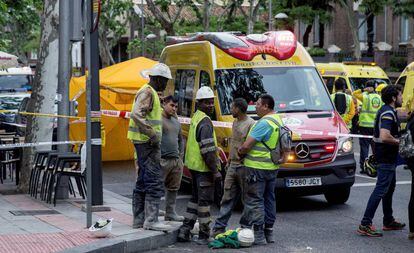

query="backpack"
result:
[261,116,292,164]
[399,118,414,159]
[334,93,347,115]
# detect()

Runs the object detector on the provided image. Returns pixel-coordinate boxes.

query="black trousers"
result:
[181,170,215,239]
[409,166,414,233]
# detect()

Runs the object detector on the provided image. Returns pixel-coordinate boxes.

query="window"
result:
[358,14,376,42]
[199,71,211,87]
[174,70,196,117]
[313,17,320,45]
[323,77,335,94]
[215,67,333,115]
[400,17,410,43]
[348,78,390,91]
[396,76,407,88]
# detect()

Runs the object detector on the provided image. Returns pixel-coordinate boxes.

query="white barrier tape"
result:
[76,110,375,139]
[1,122,26,128]
[0,140,84,150]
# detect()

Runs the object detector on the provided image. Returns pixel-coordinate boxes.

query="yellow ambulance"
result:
[160,31,356,204]
[316,62,390,94]
[395,62,414,121]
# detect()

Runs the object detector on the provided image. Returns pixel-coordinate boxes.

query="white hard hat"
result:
[143,63,172,79]
[196,86,215,100]
[89,218,113,238]
[237,228,254,247]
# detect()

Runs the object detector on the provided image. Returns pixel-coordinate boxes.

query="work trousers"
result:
[181,170,215,239]
[359,127,374,169]
[213,164,249,229]
[133,143,164,201]
[243,167,278,229]
[161,157,183,191]
[361,163,396,226]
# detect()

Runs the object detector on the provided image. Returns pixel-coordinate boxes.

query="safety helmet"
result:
[89,218,113,238]
[145,63,172,79]
[364,155,377,178]
[196,86,215,100]
[237,228,254,247]
[376,83,387,93]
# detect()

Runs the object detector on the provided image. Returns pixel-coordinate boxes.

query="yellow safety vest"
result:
[184,110,218,172]
[331,92,352,128]
[243,114,282,170]
[127,84,162,142]
[359,93,382,128]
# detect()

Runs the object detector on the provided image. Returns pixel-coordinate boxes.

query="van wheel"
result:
[324,187,351,205]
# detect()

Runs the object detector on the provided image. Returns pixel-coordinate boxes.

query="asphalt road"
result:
[102,142,414,253]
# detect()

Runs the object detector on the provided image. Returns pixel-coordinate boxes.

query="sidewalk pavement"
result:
[0,181,181,253]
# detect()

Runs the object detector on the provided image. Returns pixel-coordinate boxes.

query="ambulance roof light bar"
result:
[166,30,297,61]
[343,61,376,66]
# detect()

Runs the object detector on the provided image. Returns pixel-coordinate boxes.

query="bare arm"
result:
[379,128,400,146]
[238,136,257,155]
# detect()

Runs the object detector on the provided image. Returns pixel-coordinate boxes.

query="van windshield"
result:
[215,67,333,115]
[0,75,32,92]
[349,77,390,91]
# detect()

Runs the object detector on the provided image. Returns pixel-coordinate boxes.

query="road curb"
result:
[61,228,179,253]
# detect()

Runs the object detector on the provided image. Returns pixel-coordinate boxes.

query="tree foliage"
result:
[393,0,414,17]
[0,0,42,62]
[98,0,134,67]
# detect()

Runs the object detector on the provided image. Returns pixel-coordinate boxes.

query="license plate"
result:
[285,177,322,187]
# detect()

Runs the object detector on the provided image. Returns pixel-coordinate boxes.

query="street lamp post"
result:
[275,12,289,31]
[268,0,272,31]
[145,34,157,58]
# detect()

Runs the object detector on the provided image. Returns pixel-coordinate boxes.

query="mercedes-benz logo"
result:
[295,142,310,159]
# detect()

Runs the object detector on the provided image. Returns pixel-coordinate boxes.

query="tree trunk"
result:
[247,0,255,34]
[303,24,313,47]
[203,0,211,32]
[19,0,59,193]
[98,31,115,67]
[319,22,325,48]
[366,12,375,56]
[342,0,361,60]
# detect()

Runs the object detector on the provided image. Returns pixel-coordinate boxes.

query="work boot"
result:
[177,225,192,242]
[253,225,267,245]
[264,227,275,243]
[143,200,173,232]
[195,223,212,245]
[165,191,184,222]
[132,192,145,229]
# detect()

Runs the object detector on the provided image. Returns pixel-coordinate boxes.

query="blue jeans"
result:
[213,165,249,229]
[361,163,396,226]
[243,167,278,228]
[133,143,164,200]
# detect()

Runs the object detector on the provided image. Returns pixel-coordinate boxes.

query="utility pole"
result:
[57,0,71,199]
[84,0,103,227]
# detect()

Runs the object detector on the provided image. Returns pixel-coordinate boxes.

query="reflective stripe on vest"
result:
[127,84,162,142]
[359,93,382,128]
[243,114,281,170]
[331,92,352,128]
[184,110,218,172]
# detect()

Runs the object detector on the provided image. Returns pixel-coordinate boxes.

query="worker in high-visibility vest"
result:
[127,63,172,232]
[238,94,282,245]
[177,86,221,245]
[331,78,355,129]
[353,80,383,173]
